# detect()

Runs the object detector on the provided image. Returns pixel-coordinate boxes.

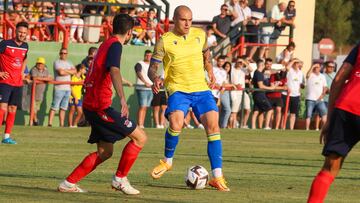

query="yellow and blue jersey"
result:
[151,27,209,95]
[70,75,84,100]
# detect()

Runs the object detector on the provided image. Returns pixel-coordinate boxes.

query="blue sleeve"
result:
[105,42,122,71]
[344,44,359,66]
[0,40,7,53]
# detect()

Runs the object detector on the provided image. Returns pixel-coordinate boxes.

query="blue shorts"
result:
[136,89,153,107]
[165,91,218,121]
[322,108,360,157]
[69,98,83,107]
[306,100,327,118]
[51,90,71,111]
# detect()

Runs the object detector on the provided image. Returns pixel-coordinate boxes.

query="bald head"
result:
[173,5,192,20]
[173,5,192,36]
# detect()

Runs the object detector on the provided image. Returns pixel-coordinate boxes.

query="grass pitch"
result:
[1,127,360,203]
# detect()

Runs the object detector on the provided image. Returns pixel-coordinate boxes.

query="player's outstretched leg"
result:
[58,141,113,193]
[112,128,147,195]
[151,127,179,179]
[201,111,230,192]
[307,154,342,203]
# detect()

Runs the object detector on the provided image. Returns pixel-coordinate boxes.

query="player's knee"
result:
[132,129,147,147]
[206,124,220,135]
[8,105,17,112]
[323,154,343,174]
[99,150,113,160]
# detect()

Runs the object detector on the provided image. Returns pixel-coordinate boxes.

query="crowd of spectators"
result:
[2,0,158,45]
[211,54,336,131]
[4,1,339,131]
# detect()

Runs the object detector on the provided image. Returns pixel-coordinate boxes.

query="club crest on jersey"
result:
[196,37,201,44]
[173,40,177,45]
[124,119,133,128]
[355,71,360,78]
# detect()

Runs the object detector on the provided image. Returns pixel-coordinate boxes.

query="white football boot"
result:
[111,176,140,195]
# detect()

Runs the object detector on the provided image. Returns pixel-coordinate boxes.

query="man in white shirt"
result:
[135,50,153,128]
[283,59,305,130]
[305,63,328,130]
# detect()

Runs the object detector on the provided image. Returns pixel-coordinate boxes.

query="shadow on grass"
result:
[0,184,190,203]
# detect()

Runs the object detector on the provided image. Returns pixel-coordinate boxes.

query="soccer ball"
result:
[185,165,209,189]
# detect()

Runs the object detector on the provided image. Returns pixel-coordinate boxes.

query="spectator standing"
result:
[0,22,29,144]
[218,61,234,128]
[68,64,86,128]
[283,59,305,130]
[29,57,53,126]
[229,58,251,128]
[265,58,287,129]
[135,50,153,128]
[151,72,167,129]
[211,55,226,103]
[251,59,275,130]
[305,63,328,130]
[314,61,336,130]
[323,61,336,106]
[246,0,267,62]
[48,48,76,127]
[81,46,98,71]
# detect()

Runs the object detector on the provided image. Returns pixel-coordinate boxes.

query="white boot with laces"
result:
[111,176,140,195]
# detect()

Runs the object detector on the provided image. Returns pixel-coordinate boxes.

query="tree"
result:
[314,0,353,47]
[347,0,360,44]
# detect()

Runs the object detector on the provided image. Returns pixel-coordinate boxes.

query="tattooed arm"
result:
[148,37,165,94]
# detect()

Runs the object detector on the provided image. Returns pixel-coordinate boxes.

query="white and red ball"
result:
[185,165,209,189]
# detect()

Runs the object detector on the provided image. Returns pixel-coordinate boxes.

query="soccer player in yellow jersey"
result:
[148,5,230,191]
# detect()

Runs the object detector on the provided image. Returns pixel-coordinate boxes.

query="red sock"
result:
[307,170,335,203]
[0,109,5,128]
[66,152,103,184]
[115,141,142,178]
[5,112,16,134]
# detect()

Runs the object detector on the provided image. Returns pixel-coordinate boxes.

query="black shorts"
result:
[282,95,300,115]
[253,94,272,112]
[0,83,22,107]
[246,35,258,43]
[151,91,167,106]
[322,108,360,157]
[84,107,137,144]
[268,97,283,108]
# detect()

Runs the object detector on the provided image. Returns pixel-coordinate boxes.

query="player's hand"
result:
[152,78,163,94]
[120,99,129,118]
[0,71,9,80]
[75,98,79,105]
[320,121,330,144]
